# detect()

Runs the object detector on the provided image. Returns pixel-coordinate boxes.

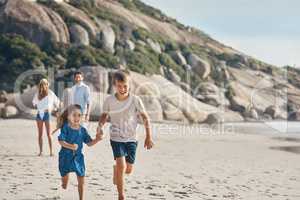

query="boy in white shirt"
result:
[98,70,154,200]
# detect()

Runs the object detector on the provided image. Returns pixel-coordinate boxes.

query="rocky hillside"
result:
[0,0,300,122]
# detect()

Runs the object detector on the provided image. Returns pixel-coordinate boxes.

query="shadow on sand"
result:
[270,146,300,154]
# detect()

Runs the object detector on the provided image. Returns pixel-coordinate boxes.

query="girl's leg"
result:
[77,176,85,200]
[61,174,69,189]
[115,157,126,200]
[44,121,53,156]
[36,120,43,156]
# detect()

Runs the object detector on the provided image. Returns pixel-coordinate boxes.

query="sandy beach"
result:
[0,119,300,200]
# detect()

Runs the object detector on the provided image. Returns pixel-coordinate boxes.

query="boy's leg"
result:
[77,176,85,200]
[36,120,43,156]
[44,120,53,156]
[113,165,117,185]
[61,174,69,189]
[125,142,138,175]
[125,163,133,175]
[115,157,126,200]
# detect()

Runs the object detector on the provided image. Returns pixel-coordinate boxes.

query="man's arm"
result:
[85,86,91,121]
[85,103,90,121]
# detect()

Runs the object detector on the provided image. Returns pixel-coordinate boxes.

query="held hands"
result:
[96,126,104,141]
[84,114,90,122]
[144,136,154,150]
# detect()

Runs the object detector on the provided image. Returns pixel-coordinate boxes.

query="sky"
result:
[142,0,300,67]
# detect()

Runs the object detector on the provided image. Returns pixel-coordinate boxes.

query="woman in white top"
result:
[32,79,60,156]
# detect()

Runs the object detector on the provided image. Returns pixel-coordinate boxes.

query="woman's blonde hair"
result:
[38,78,49,100]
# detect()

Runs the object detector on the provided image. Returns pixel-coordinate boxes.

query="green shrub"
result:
[121,43,160,74]
[0,34,49,91]
[66,46,118,69]
[164,41,179,52]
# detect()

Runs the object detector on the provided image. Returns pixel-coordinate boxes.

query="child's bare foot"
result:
[118,194,125,200]
[113,165,117,185]
[61,183,67,189]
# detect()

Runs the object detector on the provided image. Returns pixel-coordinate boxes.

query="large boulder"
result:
[0,0,69,47]
[69,24,89,46]
[146,38,161,54]
[223,110,244,122]
[59,2,98,38]
[229,96,249,113]
[244,107,259,120]
[288,111,300,121]
[197,82,229,107]
[130,72,217,123]
[149,75,217,123]
[160,100,187,122]
[186,53,211,79]
[171,51,187,65]
[139,95,163,122]
[0,90,8,103]
[95,19,116,53]
[130,71,160,96]
[204,111,244,124]
[124,39,135,51]
[5,87,37,111]
[0,103,4,118]
[204,113,223,124]
[2,105,18,118]
[79,66,110,93]
[167,68,181,84]
[264,105,278,119]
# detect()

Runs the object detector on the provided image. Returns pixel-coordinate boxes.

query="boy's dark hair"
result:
[73,71,83,78]
[113,69,130,84]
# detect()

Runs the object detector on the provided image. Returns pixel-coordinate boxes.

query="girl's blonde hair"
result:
[52,104,82,134]
[38,78,49,100]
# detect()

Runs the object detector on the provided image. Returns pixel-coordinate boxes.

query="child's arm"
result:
[140,112,154,149]
[84,113,108,147]
[86,129,104,147]
[58,140,78,151]
[98,113,108,128]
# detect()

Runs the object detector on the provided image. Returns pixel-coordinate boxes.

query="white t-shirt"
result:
[32,90,60,118]
[102,94,146,142]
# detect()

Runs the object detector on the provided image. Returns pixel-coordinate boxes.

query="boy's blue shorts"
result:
[110,140,138,164]
[36,112,50,121]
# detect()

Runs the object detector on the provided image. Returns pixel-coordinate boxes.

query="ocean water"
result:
[264,121,300,134]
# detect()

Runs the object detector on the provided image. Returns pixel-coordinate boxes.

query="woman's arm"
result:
[59,140,78,151]
[32,93,38,108]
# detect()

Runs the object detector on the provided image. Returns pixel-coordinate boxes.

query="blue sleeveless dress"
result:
[58,123,92,177]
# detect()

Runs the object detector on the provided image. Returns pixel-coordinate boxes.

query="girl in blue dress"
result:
[57,104,103,200]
